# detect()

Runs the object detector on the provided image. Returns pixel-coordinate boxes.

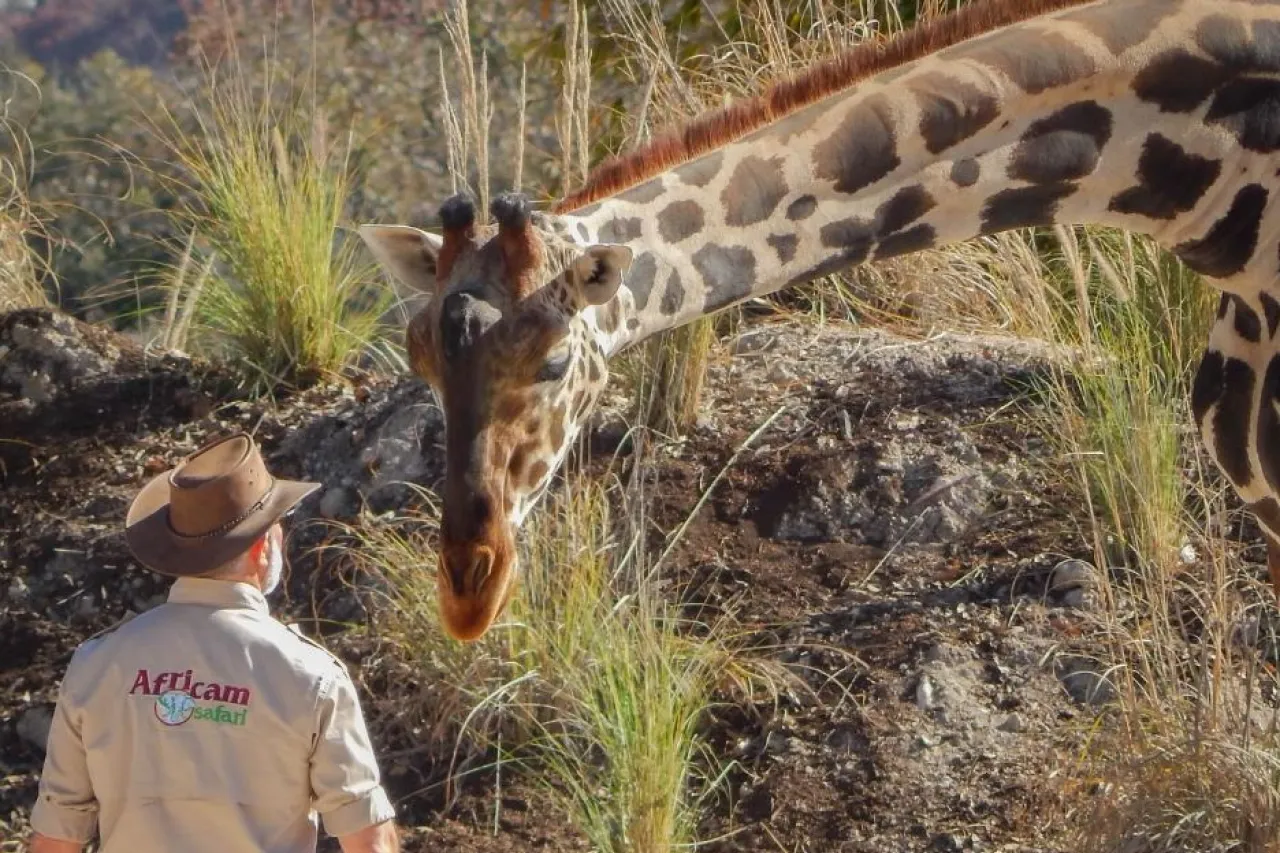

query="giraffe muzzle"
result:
[438,542,498,596]
[435,533,517,641]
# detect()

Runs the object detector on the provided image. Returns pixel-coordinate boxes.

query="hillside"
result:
[1,306,1169,852]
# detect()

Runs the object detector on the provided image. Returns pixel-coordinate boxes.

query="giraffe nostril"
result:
[437,551,459,595]
[469,548,495,593]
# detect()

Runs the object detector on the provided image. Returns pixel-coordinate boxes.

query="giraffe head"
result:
[360,192,633,641]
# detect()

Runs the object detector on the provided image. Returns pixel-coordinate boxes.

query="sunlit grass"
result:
[0,70,52,312]
[148,50,388,390]
[340,468,782,852]
[1010,226,1280,851]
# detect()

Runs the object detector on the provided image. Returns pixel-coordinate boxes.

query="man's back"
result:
[33,578,392,853]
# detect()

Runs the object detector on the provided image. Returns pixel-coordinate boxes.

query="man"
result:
[27,433,400,853]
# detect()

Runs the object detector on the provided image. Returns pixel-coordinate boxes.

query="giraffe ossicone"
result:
[364,0,1280,641]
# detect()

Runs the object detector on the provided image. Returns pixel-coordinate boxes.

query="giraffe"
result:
[361,0,1280,641]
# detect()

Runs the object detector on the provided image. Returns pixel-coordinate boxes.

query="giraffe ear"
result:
[359,224,445,294]
[568,245,634,307]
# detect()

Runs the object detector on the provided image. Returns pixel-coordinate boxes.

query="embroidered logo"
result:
[131,669,251,728]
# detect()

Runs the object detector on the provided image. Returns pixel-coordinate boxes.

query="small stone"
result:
[7,577,29,603]
[1050,559,1096,593]
[915,674,937,710]
[839,409,854,441]
[766,362,795,385]
[1060,587,1094,610]
[318,487,356,520]
[16,706,55,752]
[74,594,98,618]
[1057,657,1117,705]
[1179,543,1198,565]
[731,329,776,355]
[997,713,1023,733]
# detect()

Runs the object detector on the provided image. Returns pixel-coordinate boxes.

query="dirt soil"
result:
[0,308,1224,852]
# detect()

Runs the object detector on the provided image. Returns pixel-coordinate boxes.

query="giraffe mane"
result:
[554,0,1098,214]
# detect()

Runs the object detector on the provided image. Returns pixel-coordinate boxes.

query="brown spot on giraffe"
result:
[1108,133,1222,220]
[722,155,790,226]
[625,252,659,311]
[1260,292,1280,338]
[1131,50,1227,113]
[965,30,1097,95]
[787,195,818,220]
[950,158,980,187]
[616,178,668,204]
[1256,354,1280,493]
[813,93,901,195]
[1008,100,1113,185]
[660,270,684,315]
[1206,78,1280,154]
[657,200,705,243]
[768,233,799,264]
[1212,357,1258,490]
[693,244,757,312]
[1231,295,1263,343]
[598,216,644,243]
[549,415,565,452]
[675,151,724,188]
[525,460,549,491]
[1173,184,1269,278]
[910,71,1000,154]
[1059,0,1181,55]
[981,183,1077,232]
[1196,15,1280,73]
[876,224,938,259]
[820,217,875,257]
[597,298,622,334]
[875,185,936,237]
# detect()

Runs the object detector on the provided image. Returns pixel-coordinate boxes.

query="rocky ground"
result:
[0,307,1192,852]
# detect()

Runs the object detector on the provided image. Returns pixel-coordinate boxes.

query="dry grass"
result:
[143,40,389,390]
[1005,226,1280,851]
[340,469,785,852]
[0,71,52,312]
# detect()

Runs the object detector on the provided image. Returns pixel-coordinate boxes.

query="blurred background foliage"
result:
[0,0,599,324]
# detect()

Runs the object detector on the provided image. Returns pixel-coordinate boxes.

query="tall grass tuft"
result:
[1016,226,1280,850]
[149,48,387,390]
[517,474,756,853]
[341,471,777,852]
[0,72,52,312]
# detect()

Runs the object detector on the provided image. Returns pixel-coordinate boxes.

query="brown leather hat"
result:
[125,433,320,577]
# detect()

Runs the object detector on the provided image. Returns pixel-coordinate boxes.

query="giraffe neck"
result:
[564,0,1275,356]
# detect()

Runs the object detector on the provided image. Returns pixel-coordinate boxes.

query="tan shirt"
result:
[30,577,395,852]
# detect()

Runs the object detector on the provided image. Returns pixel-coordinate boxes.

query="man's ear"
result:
[568,245,635,307]
[359,224,445,294]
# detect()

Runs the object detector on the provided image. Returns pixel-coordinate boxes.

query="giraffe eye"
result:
[536,352,571,383]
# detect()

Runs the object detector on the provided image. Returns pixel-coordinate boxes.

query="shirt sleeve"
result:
[310,664,396,837]
[29,663,99,843]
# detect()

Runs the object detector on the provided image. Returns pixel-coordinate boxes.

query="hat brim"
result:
[125,469,321,577]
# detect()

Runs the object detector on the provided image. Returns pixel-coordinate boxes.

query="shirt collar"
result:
[167,577,270,614]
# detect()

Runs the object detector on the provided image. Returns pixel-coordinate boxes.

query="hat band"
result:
[168,479,278,541]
